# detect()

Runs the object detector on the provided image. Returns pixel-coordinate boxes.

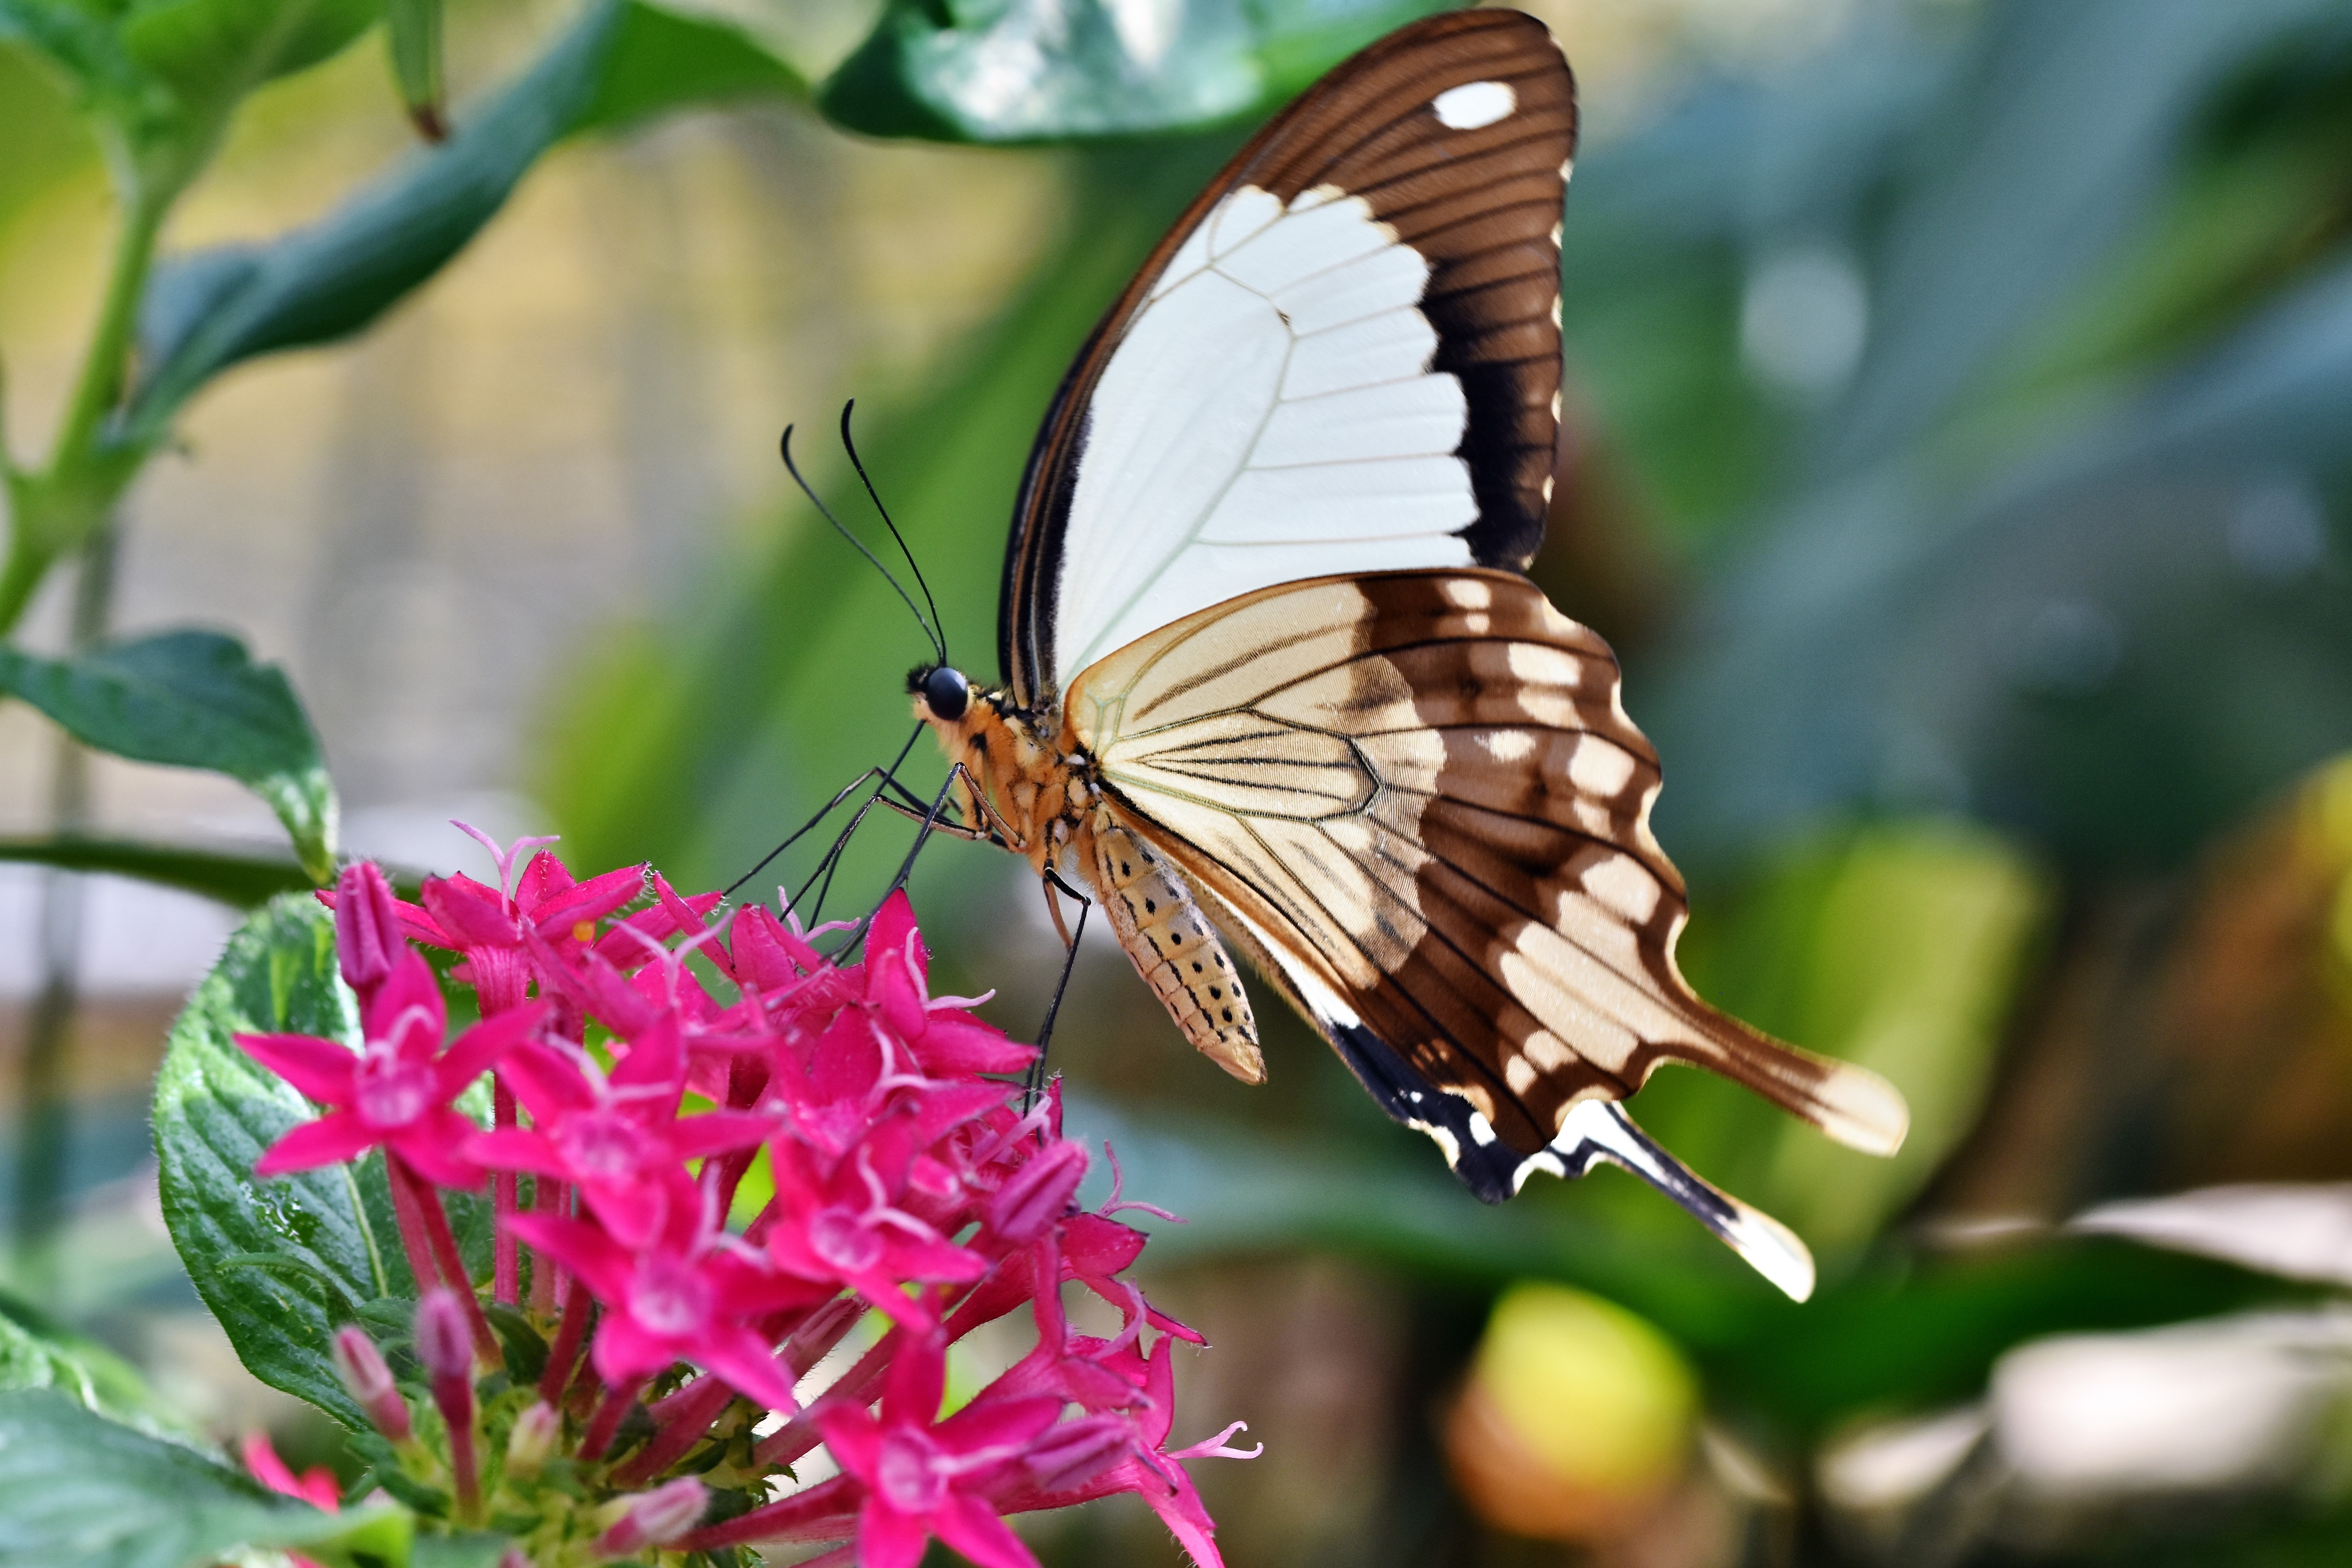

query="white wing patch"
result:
[1432,80,1515,130]
[1053,185,1476,691]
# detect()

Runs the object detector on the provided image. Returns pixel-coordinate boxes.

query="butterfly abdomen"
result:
[1086,817,1265,1085]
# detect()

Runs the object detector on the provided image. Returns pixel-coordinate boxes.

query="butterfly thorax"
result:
[909,670,1264,1083]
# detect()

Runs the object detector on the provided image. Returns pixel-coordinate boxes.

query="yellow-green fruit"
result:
[1447,1282,1698,1539]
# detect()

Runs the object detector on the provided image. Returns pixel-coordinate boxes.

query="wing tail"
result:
[1546,1100,1817,1302]
[1661,997,1910,1159]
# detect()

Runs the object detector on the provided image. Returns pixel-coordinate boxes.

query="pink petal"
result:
[1062,1213,1145,1276]
[932,1494,1040,1568]
[880,1236,987,1286]
[419,873,518,948]
[697,1324,800,1413]
[236,1033,356,1105]
[880,1332,947,1428]
[857,1504,931,1568]
[361,951,445,1054]
[815,1403,882,1478]
[514,849,575,909]
[595,1312,684,1383]
[579,1178,670,1251]
[503,1211,632,1299]
[936,1395,1061,1456]
[870,942,927,1043]
[867,891,924,985]
[609,1013,685,1092]
[390,1111,488,1188]
[730,906,815,990]
[670,1110,778,1159]
[255,1112,378,1175]
[532,862,648,936]
[913,1016,1035,1076]
[1140,1472,1225,1568]
[466,1127,567,1176]
[434,1000,547,1096]
[493,1040,597,1122]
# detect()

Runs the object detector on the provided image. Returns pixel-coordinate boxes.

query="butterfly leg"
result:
[1025,865,1093,1107]
[1542,1100,1816,1302]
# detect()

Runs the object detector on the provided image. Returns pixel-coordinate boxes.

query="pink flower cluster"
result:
[238,834,1254,1567]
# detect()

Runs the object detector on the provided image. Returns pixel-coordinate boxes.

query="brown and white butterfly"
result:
[905,8,1906,1300]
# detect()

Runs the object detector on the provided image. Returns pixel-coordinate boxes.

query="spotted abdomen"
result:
[1088,819,1263,1083]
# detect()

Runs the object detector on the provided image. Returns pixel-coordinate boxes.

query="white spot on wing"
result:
[1432,80,1515,131]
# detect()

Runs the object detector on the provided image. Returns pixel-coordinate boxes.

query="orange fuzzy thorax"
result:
[912,685,1265,1082]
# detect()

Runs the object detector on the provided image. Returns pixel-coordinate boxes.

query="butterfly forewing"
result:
[1061,570,1909,1196]
[1000,9,1578,707]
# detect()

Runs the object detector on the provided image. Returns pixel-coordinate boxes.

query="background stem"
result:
[13,525,120,1299]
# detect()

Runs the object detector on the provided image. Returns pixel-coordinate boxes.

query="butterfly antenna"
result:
[780,425,941,662]
[838,399,946,664]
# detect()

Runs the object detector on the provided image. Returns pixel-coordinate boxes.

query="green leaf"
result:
[819,0,1447,143]
[0,835,312,907]
[381,0,443,136]
[123,0,801,442]
[116,0,380,127]
[409,1532,513,1568]
[0,1289,178,1437]
[0,0,154,106]
[152,895,406,1428]
[0,1387,412,1568]
[0,630,337,884]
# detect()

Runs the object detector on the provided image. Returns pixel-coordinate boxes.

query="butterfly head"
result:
[908,663,971,724]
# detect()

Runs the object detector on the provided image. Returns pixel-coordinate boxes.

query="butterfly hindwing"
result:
[1000,9,1577,707]
[1058,569,1909,1193]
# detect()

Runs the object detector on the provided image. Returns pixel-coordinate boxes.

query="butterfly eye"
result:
[923,666,971,721]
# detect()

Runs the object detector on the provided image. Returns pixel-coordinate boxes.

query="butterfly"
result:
[902,7,1907,1301]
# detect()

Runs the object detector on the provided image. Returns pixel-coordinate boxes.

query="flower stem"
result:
[0,185,166,637]
[492,1081,519,1305]
[539,1279,593,1404]
[394,1156,501,1367]
[580,1376,645,1463]
[382,1152,446,1299]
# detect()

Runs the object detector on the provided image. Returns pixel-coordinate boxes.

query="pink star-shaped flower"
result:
[239,951,543,1188]
[506,1179,833,1412]
[818,1333,1061,1568]
[766,1132,987,1331]
[471,1015,775,1247]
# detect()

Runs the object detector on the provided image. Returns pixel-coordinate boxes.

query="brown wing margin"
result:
[998,10,1578,709]
[1068,570,1909,1188]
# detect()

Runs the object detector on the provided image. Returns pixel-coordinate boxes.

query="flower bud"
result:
[594,1476,709,1556]
[336,862,404,1000]
[416,1289,482,1519]
[414,1288,474,1383]
[332,1325,411,1442]
[505,1400,560,1480]
[988,1139,1089,1242]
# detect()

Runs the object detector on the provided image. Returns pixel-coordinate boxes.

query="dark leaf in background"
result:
[381,0,444,137]
[0,630,338,884]
[0,835,312,908]
[151,895,489,1429]
[123,0,802,444]
[820,0,1449,143]
[1647,254,2352,873]
[0,1388,411,1568]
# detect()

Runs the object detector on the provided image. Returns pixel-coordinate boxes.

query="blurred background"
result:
[7,0,2352,1562]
